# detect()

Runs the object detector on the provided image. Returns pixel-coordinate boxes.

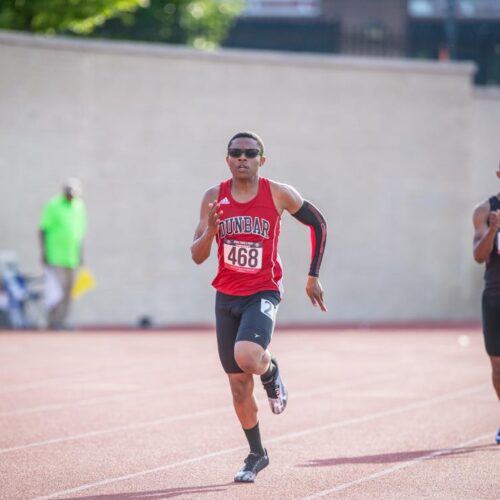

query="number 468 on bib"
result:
[223,239,263,274]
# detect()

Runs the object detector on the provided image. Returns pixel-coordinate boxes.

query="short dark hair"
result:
[228,131,265,154]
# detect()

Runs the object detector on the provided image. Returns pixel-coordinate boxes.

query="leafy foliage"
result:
[94,0,243,49]
[0,0,146,34]
[0,0,243,48]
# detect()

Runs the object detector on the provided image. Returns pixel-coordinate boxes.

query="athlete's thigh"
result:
[236,291,280,350]
[215,293,243,373]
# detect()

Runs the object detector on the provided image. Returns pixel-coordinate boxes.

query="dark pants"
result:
[215,290,280,373]
[482,293,500,356]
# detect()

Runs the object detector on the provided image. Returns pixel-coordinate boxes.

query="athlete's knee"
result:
[234,341,265,373]
[234,341,264,373]
[234,350,260,373]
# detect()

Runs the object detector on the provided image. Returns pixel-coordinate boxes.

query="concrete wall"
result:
[0,31,498,326]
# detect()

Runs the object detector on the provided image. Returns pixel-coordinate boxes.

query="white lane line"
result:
[0,406,232,455]
[0,372,394,453]
[301,433,493,499]
[267,385,486,445]
[0,362,159,394]
[34,444,247,500]
[0,372,387,418]
[0,368,426,419]
[33,384,486,500]
[0,358,216,394]
[0,377,221,417]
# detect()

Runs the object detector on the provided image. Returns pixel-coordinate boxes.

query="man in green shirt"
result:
[39,178,87,329]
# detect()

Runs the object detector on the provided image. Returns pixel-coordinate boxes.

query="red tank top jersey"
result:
[211,177,283,296]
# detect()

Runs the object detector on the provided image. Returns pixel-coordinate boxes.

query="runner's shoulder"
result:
[202,185,221,203]
[268,179,300,200]
[473,199,491,216]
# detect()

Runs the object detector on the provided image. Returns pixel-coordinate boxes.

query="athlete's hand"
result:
[206,201,223,236]
[489,210,500,231]
[306,276,327,312]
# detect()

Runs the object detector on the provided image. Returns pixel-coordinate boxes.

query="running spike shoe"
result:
[234,450,269,483]
[261,358,288,415]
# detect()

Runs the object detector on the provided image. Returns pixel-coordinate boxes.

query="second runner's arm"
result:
[473,202,500,264]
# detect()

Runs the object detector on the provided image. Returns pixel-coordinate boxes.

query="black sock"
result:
[243,422,265,456]
[260,360,276,382]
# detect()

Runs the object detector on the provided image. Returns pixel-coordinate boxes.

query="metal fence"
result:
[224,19,500,86]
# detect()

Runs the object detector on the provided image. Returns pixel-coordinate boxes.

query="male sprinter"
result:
[191,131,327,482]
[473,162,500,444]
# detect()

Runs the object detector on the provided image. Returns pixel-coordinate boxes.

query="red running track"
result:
[0,328,498,499]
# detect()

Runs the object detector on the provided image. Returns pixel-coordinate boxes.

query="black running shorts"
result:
[215,290,281,373]
[481,294,500,356]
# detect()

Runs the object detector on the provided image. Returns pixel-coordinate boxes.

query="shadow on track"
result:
[62,482,235,499]
[297,443,498,467]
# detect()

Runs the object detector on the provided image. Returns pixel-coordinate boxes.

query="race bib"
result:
[223,239,263,274]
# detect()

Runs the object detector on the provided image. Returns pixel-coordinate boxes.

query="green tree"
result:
[0,0,147,34]
[93,0,243,49]
[0,0,243,49]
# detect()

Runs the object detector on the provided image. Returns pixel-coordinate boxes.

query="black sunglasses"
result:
[227,148,261,159]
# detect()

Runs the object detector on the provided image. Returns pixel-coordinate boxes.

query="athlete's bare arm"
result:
[473,200,500,264]
[191,186,222,265]
[270,181,327,312]
[269,181,304,215]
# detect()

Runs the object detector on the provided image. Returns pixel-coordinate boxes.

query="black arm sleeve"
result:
[291,200,327,277]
